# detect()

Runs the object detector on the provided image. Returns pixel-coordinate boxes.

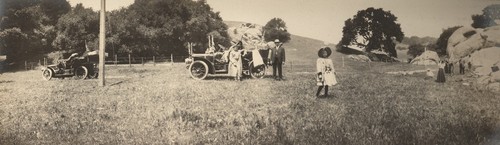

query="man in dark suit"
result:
[268,39,286,80]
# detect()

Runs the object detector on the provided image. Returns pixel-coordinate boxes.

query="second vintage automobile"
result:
[185,43,268,80]
[41,52,99,80]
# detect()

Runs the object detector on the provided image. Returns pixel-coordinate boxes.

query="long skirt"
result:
[436,68,446,83]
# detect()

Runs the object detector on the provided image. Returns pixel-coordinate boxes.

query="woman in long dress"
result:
[316,47,337,97]
[436,61,446,83]
[228,42,243,81]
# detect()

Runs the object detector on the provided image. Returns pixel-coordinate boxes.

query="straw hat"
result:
[318,47,332,58]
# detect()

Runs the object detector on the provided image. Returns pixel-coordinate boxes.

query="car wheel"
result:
[74,66,88,80]
[88,67,98,79]
[42,69,53,81]
[249,62,266,79]
[189,61,209,80]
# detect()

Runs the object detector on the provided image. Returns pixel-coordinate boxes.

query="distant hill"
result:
[401,36,437,46]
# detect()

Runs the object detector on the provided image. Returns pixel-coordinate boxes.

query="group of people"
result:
[225,39,338,98]
[434,56,472,83]
[226,39,286,81]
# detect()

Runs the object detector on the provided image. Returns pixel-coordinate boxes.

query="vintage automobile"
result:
[185,46,269,80]
[42,52,99,80]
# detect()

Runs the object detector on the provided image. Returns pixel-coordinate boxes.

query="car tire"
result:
[42,69,53,81]
[249,62,266,79]
[74,66,88,80]
[88,67,98,79]
[189,61,209,80]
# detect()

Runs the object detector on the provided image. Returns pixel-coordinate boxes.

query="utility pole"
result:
[98,0,106,86]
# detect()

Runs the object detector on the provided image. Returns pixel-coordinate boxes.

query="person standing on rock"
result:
[466,55,472,73]
[316,47,337,97]
[436,61,446,83]
[444,61,450,74]
[449,61,454,75]
[268,39,286,80]
[459,59,465,75]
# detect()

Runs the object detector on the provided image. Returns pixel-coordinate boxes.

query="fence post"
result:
[171,54,173,65]
[38,59,41,66]
[342,56,345,68]
[44,58,47,67]
[25,61,27,70]
[129,54,131,67]
[153,56,156,66]
[142,57,144,66]
[114,54,117,66]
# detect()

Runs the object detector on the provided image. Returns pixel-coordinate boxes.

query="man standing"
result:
[459,59,465,75]
[268,39,286,80]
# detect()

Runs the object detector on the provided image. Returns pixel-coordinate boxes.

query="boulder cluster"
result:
[227,23,273,50]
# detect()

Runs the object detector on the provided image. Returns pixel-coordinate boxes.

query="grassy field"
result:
[1,44,500,144]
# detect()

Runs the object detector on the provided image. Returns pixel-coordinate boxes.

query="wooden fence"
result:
[23,55,189,70]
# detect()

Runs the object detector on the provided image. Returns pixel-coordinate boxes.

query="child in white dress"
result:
[316,47,337,97]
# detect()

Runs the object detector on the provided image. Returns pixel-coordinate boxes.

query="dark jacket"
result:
[268,46,286,63]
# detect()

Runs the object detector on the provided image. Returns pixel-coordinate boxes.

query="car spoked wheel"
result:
[189,61,208,80]
[250,62,266,79]
[88,67,98,79]
[74,66,88,80]
[42,69,53,81]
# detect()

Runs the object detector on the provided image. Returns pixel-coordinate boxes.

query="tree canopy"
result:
[339,7,404,58]
[263,18,291,43]
[1,0,230,66]
[52,4,99,53]
[471,4,499,28]
[435,26,462,56]
[108,0,230,57]
[0,0,71,62]
[407,43,437,59]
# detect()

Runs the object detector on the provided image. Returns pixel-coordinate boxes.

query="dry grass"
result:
[1,37,500,144]
[1,53,500,144]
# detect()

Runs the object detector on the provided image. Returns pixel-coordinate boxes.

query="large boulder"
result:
[447,26,487,62]
[491,71,500,82]
[410,51,439,65]
[447,26,477,48]
[447,25,500,62]
[475,66,493,76]
[470,47,500,67]
[448,25,500,92]
[227,23,268,50]
[482,25,500,47]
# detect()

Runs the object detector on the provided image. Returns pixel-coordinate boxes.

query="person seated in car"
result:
[58,53,79,69]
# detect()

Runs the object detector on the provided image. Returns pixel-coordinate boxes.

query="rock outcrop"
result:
[447,25,500,62]
[470,47,500,68]
[447,25,500,91]
[227,23,270,50]
[410,51,439,65]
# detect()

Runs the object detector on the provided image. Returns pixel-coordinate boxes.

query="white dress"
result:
[228,49,242,77]
[316,58,337,86]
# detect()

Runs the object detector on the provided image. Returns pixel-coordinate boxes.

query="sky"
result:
[68,0,499,43]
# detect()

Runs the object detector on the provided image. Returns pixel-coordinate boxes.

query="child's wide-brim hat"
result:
[318,47,332,58]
